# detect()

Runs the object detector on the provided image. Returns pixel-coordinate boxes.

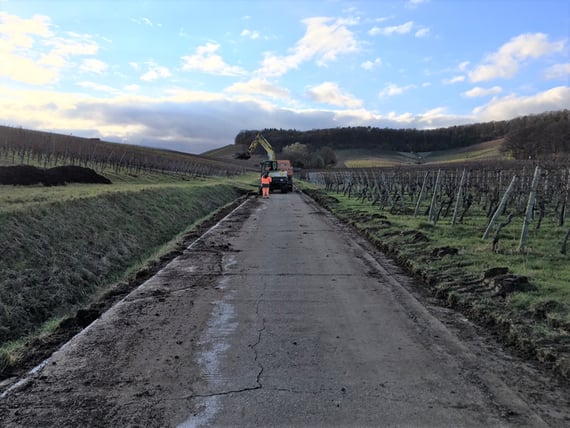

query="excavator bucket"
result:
[234,152,251,159]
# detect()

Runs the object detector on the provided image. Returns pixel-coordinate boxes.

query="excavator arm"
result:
[235,133,275,160]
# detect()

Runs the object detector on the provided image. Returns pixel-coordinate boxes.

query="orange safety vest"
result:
[261,175,272,188]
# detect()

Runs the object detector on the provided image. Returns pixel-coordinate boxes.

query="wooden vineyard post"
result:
[482,175,518,240]
[398,183,406,212]
[428,169,442,222]
[560,168,570,227]
[451,169,466,226]
[518,166,541,253]
[414,171,429,217]
[561,228,570,255]
[381,173,394,209]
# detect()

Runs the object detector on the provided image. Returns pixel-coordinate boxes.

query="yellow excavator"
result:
[236,133,293,193]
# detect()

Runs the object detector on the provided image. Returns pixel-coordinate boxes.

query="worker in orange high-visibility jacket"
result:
[261,172,272,198]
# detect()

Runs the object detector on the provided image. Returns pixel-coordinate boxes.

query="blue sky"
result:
[0,0,568,153]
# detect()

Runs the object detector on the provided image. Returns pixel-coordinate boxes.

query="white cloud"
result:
[407,0,430,8]
[369,21,414,36]
[417,107,468,128]
[473,86,570,121]
[225,78,290,99]
[458,61,470,72]
[415,27,430,38]
[462,86,502,97]
[0,12,56,84]
[140,61,171,81]
[378,83,416,98]
[77,81,118,94]
[374,16,391,23]
[337,16,360,26]
[306,82,363,108]
[544,63,570,80]
[443,75,465,84]
[80,58,108,74]
[0,12,52,48]
[469,33,565,82]
[131,17,154,27]
[389,111,415,123]
[1,55,58,85]
[240,29,260,39]
[361,57,382,70]
[0,12,100,85]
[44,33,99,57]
[181,42,246,76]
[257,17,359,77]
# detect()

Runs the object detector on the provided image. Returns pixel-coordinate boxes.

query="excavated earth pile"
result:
[0,165,111,186]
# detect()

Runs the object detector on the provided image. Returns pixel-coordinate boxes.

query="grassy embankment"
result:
[300,182,570,379]
[0,170,258,373]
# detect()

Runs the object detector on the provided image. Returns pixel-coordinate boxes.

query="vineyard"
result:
[0,125,248,177]
[303,160,570,254]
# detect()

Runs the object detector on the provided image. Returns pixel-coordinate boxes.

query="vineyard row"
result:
[302,162,570,254]
[0,126,245,177]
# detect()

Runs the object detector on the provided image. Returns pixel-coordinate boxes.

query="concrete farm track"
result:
[1,192,569,427]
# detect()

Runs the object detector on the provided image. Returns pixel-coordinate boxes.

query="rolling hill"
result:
[204,139,507,169]
[334,138,507,168]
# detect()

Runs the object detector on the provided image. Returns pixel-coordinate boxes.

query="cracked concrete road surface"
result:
[1,192,569,427]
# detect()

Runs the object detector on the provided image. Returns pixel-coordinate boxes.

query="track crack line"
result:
[186,384,262,399]
[250,284,267,388]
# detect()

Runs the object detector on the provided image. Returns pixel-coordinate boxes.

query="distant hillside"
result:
[335,138,506,168]
[234,110,569,162]
[200,144,261,171]
[205,138,507,169]
[0,126,246,176]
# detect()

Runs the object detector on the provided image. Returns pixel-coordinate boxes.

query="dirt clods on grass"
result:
[431,246,459,258]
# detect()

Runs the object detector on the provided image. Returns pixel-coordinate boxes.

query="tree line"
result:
[235,110,569,161]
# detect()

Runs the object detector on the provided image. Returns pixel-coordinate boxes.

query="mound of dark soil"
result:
[481,267,537,296]
[0,165,111,186]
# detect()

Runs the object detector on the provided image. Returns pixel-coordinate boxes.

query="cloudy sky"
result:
[1,0,568,154]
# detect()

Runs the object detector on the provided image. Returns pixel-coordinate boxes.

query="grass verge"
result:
[0,175,257,380]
